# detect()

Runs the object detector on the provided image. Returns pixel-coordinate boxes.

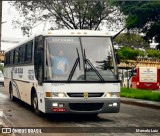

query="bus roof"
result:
[5,30,112,52]
[37,30,112,36]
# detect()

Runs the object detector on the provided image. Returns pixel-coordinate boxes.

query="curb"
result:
[121,98,160,110]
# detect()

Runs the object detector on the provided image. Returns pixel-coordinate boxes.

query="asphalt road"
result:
[0,86,160,136]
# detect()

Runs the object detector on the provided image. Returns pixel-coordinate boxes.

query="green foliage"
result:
[114,33,149,48]
[146,49,160,59]
[146,22,160,43]
[126,15,140,29]
[114,1,160,42]
[121,88,160,102]
[117,47,143,60]
[10,0,123,36]
[117,47,160,61]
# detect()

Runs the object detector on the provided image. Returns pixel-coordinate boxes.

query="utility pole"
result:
[0,1,5,63]
[0,0,2,51]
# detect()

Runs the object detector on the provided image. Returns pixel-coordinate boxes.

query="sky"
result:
[1,1,124,51]
[1,1,24,50]
[1,1,48,51]
[2,2,23,37]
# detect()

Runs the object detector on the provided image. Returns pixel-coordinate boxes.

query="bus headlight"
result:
[46,92,67,97]
[104,92,120,98]
[53,92,67,97]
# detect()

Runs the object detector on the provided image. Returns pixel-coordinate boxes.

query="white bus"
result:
[4,30,120,115]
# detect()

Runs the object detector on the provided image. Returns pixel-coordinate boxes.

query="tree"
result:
[114,1,160,42]
[114,33,149,48]
[10,0,124,36]
[146,49,160,59]
[117,47,143,61]
[117,46,160,61]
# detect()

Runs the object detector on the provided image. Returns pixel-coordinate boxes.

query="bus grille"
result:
[67,93,104,97]
[69,103,103,111]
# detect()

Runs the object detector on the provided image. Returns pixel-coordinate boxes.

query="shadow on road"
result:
[43,113,114,123]
[10,98,114,123]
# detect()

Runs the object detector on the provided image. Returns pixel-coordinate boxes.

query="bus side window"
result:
[10,51,13,65]
[34,36,44,85]
[14,48,19,64]
[18,46,25,63]
[18,47,21,63]
[5,52,10,65]
[25,42,33,62]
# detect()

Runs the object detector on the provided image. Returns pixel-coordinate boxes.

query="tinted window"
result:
[25,42,33,62]
[19,46,25,63]
[10,51,13,64]
[34,36,44,85]
[14,48,19,64]
[5,52,10,65]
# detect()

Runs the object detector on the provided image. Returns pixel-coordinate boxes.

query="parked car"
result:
[0,72,4,86]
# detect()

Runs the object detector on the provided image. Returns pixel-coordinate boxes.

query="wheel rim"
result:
[33,96,38,110]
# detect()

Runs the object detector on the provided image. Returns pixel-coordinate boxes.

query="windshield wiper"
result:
[68,48,80,81]
[83,49,105,82]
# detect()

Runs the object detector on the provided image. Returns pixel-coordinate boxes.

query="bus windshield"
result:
[45,36,117,82]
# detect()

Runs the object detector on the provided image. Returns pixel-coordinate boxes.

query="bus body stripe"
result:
[11,80,21,99]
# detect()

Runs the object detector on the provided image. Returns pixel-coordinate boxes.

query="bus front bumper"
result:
[44,98,120,114]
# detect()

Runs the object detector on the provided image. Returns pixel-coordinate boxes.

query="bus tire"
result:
[32,93,41,115]
[9,84,15,101]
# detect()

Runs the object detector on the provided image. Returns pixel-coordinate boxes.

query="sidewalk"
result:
[0,109,14,136]
[121,97,160,110]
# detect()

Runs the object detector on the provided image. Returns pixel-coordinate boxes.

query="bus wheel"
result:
[9,85,15,101]
[32,93,41,115]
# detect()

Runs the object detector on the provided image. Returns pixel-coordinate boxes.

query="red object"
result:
[131,67,160,90]
[52,108,66,112]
